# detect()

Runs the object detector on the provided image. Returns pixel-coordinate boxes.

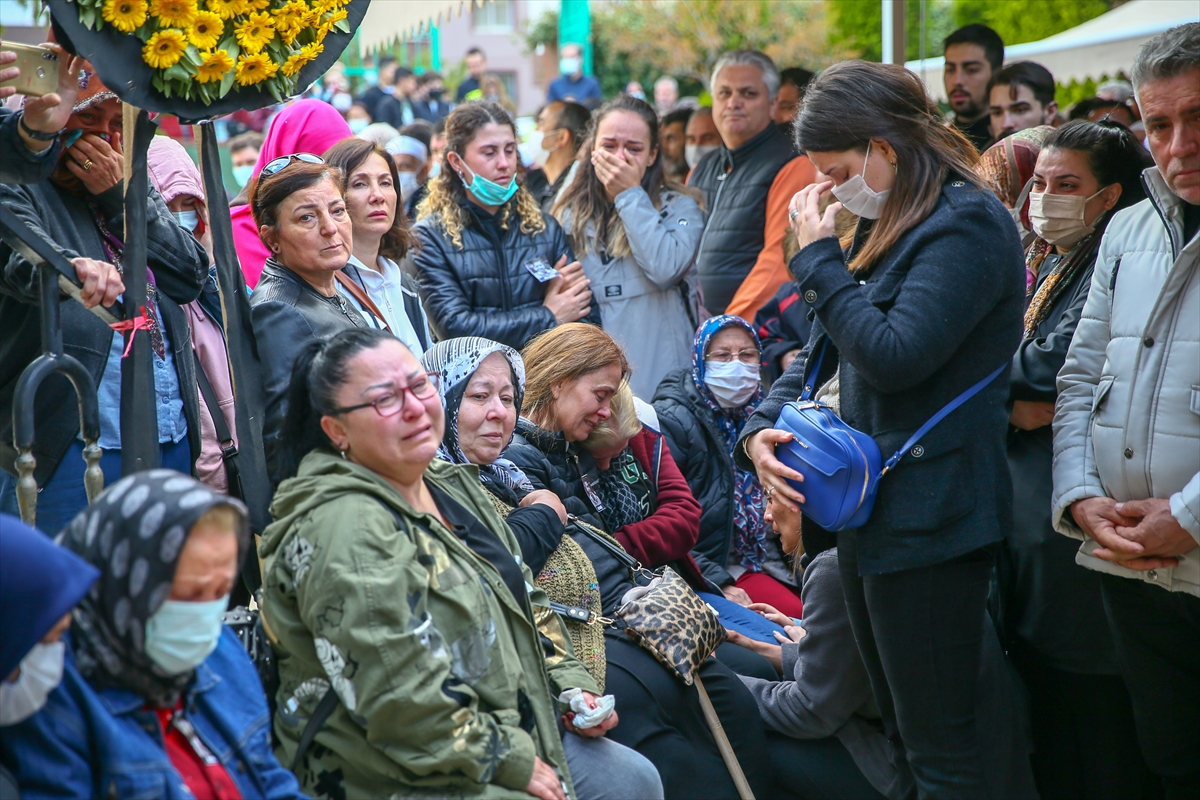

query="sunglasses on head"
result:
[261,152,324,177]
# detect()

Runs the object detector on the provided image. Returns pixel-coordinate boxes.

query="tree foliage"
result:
[525,0,854,100]
[953,0,1121,47]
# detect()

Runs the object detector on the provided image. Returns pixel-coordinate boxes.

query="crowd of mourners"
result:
[0,17,1198,800]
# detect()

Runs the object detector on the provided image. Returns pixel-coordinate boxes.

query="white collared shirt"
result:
[342,255,429,357]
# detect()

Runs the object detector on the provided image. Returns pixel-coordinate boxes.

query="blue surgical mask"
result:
[455,157,518,206]
[172,210,200,231]
[232,164,255,188]
[144,597,228,675]
[348,117,370,135]
[62,129,84,148]
[560,57,581,76]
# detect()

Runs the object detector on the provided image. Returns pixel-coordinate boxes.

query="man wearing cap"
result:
[0,62,208,533]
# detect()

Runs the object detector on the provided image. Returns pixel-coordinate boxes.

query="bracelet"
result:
[18,115,64,142]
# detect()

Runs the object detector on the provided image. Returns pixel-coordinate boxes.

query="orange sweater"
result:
[725,155,818,322]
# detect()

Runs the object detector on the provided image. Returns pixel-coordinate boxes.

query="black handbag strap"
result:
[567,515,655,582]
[290,686,339,773]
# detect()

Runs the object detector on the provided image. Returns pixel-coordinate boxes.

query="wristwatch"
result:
[18,114,64,142]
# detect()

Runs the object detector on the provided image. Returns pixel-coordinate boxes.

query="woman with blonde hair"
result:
[502,322,771,800]
[413,101,599,349]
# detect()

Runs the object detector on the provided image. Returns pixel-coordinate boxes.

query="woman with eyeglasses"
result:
[413,101,599,350]
[248,154,367,480]
[651,315,802,616]
[261,328,592,800]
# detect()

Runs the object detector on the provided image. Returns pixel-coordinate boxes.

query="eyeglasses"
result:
[707,349,760,364]
[332,373,441,418]
[261,152,324,177]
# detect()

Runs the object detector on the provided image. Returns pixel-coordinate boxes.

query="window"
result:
[473,0,514,33]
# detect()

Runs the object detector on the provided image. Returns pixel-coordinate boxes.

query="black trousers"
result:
[838,531,999,800]
[603,635,770,800]
[1101,574,1200,800]
[1010,637,1160,800]
[765,732,887,800]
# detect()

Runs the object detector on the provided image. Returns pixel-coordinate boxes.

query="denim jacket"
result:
[0,629,307,800]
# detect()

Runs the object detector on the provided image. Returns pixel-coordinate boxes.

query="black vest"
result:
[688,124,797,314]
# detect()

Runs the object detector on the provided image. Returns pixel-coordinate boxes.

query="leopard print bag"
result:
[571,517,726,686]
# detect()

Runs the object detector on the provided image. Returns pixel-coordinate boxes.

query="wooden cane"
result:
[694,673,755,800]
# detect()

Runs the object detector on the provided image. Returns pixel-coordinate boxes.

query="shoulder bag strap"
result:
[192,351,244,501]
[799,339,829,402]
[290,686,340,773]
[334,269,392,332]
[879,363,1008,476]
[567,515,655,581]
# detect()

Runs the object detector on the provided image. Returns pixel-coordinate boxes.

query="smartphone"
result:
[0,42,59,98]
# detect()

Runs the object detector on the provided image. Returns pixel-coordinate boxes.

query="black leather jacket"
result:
[249,259,366,458]
[413,193,600,350]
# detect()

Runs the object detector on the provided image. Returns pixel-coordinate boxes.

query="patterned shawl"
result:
[421,337,535,502]
[60,471,249,707]
[691,315,768,572]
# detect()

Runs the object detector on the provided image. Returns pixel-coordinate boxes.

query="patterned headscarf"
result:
[421,337,535,502]
[691,315,768,572]
[60,470,249,708]
[976,125,1053,231]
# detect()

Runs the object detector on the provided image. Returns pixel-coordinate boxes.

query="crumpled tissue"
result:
[557,688,616,729]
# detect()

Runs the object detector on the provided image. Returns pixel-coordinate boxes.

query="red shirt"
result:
[152,702,243,800]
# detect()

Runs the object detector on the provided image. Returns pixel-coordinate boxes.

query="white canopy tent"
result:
[905,0,1200,102]
[356,0,494,52]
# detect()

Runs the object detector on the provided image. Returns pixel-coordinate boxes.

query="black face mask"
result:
[429,89,444,100]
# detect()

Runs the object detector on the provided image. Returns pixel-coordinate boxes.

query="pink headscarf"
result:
[230,99,352,288]
[147,136,206,208]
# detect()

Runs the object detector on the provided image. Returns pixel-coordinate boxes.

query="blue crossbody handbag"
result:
[773,340,1006,531]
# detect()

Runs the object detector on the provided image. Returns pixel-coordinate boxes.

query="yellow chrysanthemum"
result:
[245,0,270,10]
[235,52,278,86]
[142,28,188,69]
[310,0,334,15]
[234,11,276,55]
[280,40,322,77]
[195,48,234,82]
[187,10,224,50]
[149,0,197,28]
[101,0,148,32]
[204,0,238,19]
[316,8,346,40]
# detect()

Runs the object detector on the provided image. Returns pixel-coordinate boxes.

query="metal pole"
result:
[882,0,906,65]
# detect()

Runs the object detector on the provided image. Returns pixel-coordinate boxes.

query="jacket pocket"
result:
[1092,376,1115,414]
[101,768,169,800]
[878,438,977,532]
[1190,385,1200,416]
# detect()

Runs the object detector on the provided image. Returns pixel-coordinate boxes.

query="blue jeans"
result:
[0,438,191,535]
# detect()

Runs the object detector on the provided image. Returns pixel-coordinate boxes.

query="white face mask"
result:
[1028,188,1106,250]
[1008,177,1034,236]
[397,170,421,201]
[144,597,228,675]
[831,141,891,220]
[0,641,65,726]
[703,360,761,408]
[686,144,719,169]
[172,210,200,232]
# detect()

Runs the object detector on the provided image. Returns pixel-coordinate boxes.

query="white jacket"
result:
[1051,167,1200,596]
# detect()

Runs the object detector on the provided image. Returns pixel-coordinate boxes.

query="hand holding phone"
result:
[0,42,60,98]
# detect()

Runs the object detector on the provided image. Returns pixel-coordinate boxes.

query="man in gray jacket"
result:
[1051,24,1200,797]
